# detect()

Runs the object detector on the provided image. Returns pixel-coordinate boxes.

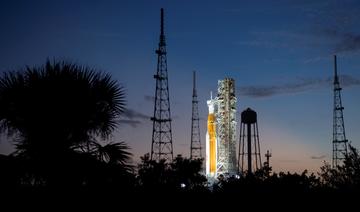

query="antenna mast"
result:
[150,8,174,162]
[190,71,202,159]
[332,55,348,168]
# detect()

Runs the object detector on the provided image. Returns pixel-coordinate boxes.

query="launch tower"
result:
[206,78,237,178]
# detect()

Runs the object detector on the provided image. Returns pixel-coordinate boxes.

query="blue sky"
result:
[1,0,360,173]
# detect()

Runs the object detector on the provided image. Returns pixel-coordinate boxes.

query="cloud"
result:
[322,29,360,53]
[336,33,360,53]
[238,78,328,98]
[341,74,360,86]
[233,1,360,55]
[119,109,150,128]
[335,33,360,52]
[123,109,150,120]
[307,2,360,54]
[238,75,360,98]
[310,155,327,160]
[237,29,360,54]
[118,120,142,128]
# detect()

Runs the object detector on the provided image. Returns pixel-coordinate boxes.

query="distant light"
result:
[235,174,240,179]
[180,183,186,188]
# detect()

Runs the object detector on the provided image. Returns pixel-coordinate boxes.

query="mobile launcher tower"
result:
[206,78,237,178]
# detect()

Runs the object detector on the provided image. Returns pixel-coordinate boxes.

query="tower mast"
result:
[332,55,348,168]
[150,8,174,162]
[190,71,202,159]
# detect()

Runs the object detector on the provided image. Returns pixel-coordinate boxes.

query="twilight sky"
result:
[1,0,360,173]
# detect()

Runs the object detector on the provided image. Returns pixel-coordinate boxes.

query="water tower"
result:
[238,108,262,174]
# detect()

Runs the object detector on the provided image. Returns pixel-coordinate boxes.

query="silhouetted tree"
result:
[136,154,207,193]
[89,141,134,189]
[216,167,320,195]
[169,155,207,191]
[319,144,360,192]
[0,60,132,187]
[136,153,170,191]
[91,141,132,167]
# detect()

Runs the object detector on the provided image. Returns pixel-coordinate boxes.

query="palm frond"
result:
[0,59,127,156]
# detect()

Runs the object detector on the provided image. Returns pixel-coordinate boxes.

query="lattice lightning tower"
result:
[332,55,348,168]
[150,8,174,162]
[190,71,202,159]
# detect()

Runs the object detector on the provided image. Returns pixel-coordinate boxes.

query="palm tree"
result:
[0,59,130,186]
[91,141,133,170]
[89,141,134,188]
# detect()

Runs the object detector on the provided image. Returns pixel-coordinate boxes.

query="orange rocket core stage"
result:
[207,113,216,173]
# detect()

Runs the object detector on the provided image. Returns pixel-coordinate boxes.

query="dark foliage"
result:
[136,154,208,193]
[214,168,321,195]
[319,144,360,192]
[0,60,133,190]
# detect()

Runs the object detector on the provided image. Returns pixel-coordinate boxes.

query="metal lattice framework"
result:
[150,8,174,162]
[332,55,348,168]
[215,78,237,176]
[238,108,262,175]
[190,71,202,159]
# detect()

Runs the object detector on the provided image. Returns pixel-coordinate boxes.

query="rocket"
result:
[206,93,217,177]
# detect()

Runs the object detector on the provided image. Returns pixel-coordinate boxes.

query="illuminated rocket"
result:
[206,92,217,177]
[206,78,237,178]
